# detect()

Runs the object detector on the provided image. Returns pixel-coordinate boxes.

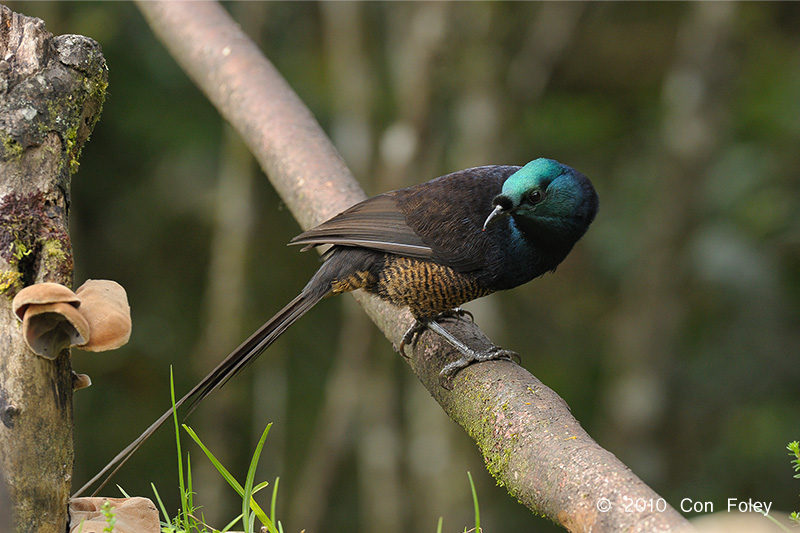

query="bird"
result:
[74,157,598,496]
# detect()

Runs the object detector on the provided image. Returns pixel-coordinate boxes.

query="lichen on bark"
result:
[0,5,107,532]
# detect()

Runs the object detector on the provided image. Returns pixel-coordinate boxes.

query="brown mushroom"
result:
[12,282,80,320]
[21,302,90,359]
[72,371,92,391]
[11,280,133,358]
[11,283,88,359]
[74,279,131,352]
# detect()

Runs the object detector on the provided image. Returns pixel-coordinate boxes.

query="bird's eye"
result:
[526,190,544,205]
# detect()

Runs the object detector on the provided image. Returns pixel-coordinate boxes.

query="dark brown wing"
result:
[289,194,435,259]
[290,165,521,273]
[393,165,519,271]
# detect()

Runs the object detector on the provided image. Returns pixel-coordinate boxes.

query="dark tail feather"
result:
[72,287,327,498]
[185,287,326,412]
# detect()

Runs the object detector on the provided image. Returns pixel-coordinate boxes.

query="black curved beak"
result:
[483,194,514,231]
[482,204,506,231]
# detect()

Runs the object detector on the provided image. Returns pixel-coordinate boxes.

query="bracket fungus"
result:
[11,280,131,359]
[72,372,92,391]
[12,282,88,359]
[74,279,132,351]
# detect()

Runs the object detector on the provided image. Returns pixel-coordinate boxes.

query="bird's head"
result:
[483,158,599,242]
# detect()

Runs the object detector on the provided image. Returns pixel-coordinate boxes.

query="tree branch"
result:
[0,5,107,532]
[135,2,691,530]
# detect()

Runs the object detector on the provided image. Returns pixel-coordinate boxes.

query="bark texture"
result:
[0,5,107,532]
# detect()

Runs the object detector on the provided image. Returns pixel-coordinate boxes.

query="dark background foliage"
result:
[8,2,800,531]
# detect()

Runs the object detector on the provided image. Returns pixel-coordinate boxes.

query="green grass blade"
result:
[151,483,171,525]
[186,452,194,523]
[183,424,245,494]
[169,368,189,526]
[243,423,273,532]
[467,471,480,533]
[270,476,280,527]
[220,513,244,533]
[182,423,273,527]
[761,512,793,533]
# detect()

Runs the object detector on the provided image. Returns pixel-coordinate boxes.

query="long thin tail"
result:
[73,287,327,497]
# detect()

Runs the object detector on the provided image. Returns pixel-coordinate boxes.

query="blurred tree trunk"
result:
[191,123,257,525]
[602,2,736,480]
[380,4,452,528]
[190,4,271,525]
[0,5,106,532]
[289,4,384,530]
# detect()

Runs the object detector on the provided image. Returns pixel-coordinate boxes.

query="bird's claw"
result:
[440,307,475,323]
[397,320,426,358]
[397,308,473,356]
[438,346,520,389]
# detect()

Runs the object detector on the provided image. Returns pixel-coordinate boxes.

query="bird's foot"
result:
[397,308,473,356]
[438,307,475,323]
[397,320,425,358]
[395,312,520,389]
[439,346,520,389]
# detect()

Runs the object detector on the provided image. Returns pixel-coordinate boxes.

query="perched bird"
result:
[75,157,598,496]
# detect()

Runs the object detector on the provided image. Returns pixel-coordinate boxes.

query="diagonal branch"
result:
[133,2,691,531]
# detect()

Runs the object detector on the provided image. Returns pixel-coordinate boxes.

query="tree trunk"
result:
[0,5,107,532]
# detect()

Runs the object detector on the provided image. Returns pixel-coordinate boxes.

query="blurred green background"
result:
[8,1,800,531]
